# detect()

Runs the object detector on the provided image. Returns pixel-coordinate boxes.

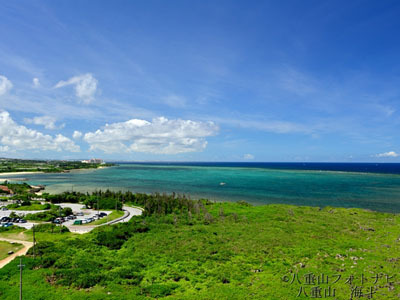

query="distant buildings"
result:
[0,185,13,195]
[81,158,104,164]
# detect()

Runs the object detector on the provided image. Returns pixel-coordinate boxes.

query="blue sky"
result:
[1,0,400,161]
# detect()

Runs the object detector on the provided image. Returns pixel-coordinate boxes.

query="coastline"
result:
[0,166,110,177]
[0,171,44,176]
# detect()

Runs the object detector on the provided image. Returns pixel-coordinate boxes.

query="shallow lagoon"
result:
[2,162,400,213]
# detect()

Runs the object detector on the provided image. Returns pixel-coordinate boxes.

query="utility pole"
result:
[32,224,36,259]
[59,206,62,233]
[17,257,25,300]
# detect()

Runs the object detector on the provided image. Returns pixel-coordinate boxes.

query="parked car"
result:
[73,220,82,225]
[2,222,13,227]
[52,218,64,224]
[75,212,84,216]
[0,207,8,211]
[99,212,108,217]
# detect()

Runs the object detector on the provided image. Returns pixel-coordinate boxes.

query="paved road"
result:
[0,207,46,230]
[0,237,33,269]
[68,205,143,233]
[0,205,144,268]
[1,202,143,233]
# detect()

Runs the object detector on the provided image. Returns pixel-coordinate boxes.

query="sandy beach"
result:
[0,171,44,176]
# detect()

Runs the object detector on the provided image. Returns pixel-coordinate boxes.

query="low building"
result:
[0,185,13,195]
[81,158,104,164]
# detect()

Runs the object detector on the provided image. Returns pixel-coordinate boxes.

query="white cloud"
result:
[72,130,83,139]
[33,77,40,87]
[243,153,255,160]
[375,151,399,158]
[0,75,13,96]
[24,116,62,130]
[162,94,186,108]
[0,111,80,152]
[55,73,98,104]
[84,117,218,154]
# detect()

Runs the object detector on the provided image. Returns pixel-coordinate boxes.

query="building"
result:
[0,185,13,195]
[81,158,104,164]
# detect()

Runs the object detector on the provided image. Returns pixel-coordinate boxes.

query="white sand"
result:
[0,171,44,176]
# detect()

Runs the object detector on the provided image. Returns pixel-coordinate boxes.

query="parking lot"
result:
[0,202,141,232]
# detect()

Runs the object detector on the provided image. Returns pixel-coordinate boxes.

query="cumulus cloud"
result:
[54,73,98,104]
[24,115,63,130]
[72,130,83,139]
[83,117,218,154]
[33,77,40,87]
[375,151,399,158]
[0,75,13,96]
[243,153,255,160]
[0,111,80,152]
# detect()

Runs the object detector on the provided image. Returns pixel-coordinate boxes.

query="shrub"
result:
[32,223,69,233]
[142,283,179,298]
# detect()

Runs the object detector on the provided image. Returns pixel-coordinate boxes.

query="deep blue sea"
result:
[2,162,400,213]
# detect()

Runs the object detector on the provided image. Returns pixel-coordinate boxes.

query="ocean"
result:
[2,162,400,213]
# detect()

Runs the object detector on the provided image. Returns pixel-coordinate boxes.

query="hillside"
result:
[0,201,399,299]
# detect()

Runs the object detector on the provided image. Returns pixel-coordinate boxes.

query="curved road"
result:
[0,205,144,268]
[0,237,33,268]
[67,205,143,234]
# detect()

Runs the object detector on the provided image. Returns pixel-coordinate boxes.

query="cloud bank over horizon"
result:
[83,117,219,154]
[0,111,79,153]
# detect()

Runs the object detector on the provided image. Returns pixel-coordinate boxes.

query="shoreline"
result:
[0,166,111,178]
[0,171,44,176]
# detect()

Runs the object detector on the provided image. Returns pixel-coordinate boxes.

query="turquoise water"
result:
[2,163,400,213]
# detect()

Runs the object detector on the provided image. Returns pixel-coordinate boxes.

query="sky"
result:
[1,0,400,162]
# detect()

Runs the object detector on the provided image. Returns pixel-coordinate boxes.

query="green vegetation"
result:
[0,182,31,194]
[0,158,113,174]
[33,223,70,234]
[43,191,123,210]
[25,206,72,222]
[6,203,52,211]
[0,194,399,299]
[0,241,23,260]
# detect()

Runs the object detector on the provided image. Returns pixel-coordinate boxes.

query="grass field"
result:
[9,203,51,211]
[0,241,23,260]
[0,202,399,299]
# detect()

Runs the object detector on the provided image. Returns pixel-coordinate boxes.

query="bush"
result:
[32,223,69,233]
[93,219,149,250]
[142,283,179,298]
[25,211,54,222]
[21,200,32,206]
